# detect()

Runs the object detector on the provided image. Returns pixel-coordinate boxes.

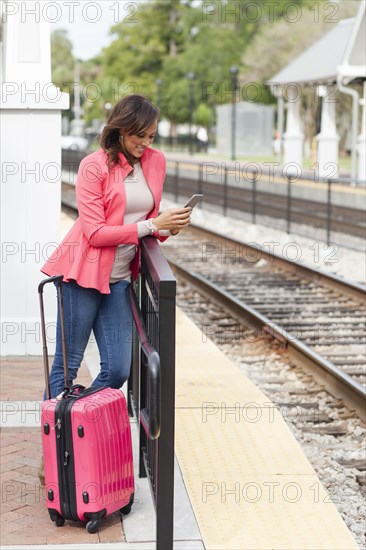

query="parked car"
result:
[61,135,89,151]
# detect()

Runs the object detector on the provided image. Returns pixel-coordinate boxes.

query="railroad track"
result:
[61,186,366,418]
[172,271,366,548]
[164,227,366,545]
[160,225,366,420]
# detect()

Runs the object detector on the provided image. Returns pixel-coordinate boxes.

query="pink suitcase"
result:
[39,275,134,533]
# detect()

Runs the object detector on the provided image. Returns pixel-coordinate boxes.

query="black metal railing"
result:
[128,237,176,550]
[164,158,366,247]
[61,148,87,179]
[61,149,365,248]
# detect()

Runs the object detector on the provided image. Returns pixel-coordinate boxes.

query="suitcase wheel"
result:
[86,519,101,534]
[54,516,65,527]
[119,493,134,516]
[49,510,65,527]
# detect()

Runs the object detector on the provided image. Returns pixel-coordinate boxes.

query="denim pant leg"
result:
[49,281,102,398]
[91,280,132,389]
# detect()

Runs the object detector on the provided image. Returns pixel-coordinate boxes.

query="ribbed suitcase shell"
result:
[41,387,134,523]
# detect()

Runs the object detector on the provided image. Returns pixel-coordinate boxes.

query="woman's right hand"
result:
[153,208,191,232]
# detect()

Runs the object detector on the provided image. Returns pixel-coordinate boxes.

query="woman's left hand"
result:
[153,207,191,232]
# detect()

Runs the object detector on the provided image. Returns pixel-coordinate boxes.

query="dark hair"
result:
[100,94,160,168]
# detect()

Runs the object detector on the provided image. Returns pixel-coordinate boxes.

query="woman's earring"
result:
[119,134,124,145]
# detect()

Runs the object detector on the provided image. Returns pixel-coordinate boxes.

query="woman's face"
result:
[121,121,158,159]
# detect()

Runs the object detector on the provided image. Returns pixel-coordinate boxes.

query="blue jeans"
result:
[48,279,132,398]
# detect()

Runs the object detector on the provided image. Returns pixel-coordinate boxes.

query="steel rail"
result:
[189,223,366,300]
[169,259,366,421]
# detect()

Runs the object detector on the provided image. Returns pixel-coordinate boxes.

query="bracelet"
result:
[146,218,158,234]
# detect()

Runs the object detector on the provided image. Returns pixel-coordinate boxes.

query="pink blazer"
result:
[41,147,166,294]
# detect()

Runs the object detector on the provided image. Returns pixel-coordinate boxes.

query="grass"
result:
[86,139,353,176]
[160,146,353,176]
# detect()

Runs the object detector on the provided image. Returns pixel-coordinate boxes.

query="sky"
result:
[43,0,358,61]
[50,0,138,60]
[50,0,201,60]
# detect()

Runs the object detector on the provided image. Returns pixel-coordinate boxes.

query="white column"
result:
[283,97,304,174]
[316,85,340,178]
[275,96,284,164]
[1,0,69,355]
[357,82,366,182]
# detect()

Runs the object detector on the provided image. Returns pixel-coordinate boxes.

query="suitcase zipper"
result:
[55,387,104,522]
[55,398,78,522]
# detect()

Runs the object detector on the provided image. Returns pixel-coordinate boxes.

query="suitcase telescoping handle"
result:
[38,275,69,399]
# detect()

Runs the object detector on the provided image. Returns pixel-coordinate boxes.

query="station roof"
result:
[267,17,357,87]
[338,2,366,82]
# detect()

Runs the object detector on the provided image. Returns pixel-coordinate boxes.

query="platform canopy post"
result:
[337,2,366,184]
[358,82,366,182]
[1,0,69,355]
[316,85,340,179]
[283,92,304,175]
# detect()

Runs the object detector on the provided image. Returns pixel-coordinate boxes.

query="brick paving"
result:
[0,356,126,545]
[0,356,91,401]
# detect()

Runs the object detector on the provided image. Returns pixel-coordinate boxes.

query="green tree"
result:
[51,29,74,88]
[51,30,75,121]
[102,1,195,86]
[51,31,108,124]
[194,102,212,126]
[239,0,361,148]
[240,0,361,86]
[54,0,341,129]
[99,0,202,127]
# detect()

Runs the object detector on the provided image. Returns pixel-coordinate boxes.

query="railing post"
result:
[286,175,292,234]
[156,278,176,549]
[326,179,332,246]
[174,161,179,202]
[223,164,228,216]
[129,278,141,414]
[138,281,148,479]
[198,163,203,203]
[252,173,257,225]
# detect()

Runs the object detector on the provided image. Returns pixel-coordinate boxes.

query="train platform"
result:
[163,152,366,215]
[0,307,359,549]
[1,208,362,549]
[163,150,359,183]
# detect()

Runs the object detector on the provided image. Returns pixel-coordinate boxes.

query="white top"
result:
[110,162,155,283]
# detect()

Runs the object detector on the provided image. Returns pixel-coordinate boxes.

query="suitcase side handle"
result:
[130,286,161,440]
[140,351,160,440]
[38,275,70,399]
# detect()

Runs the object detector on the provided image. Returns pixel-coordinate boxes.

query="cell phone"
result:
[184,194,204,209]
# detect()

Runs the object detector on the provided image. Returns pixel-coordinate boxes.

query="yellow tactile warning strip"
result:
[174,308,359,550]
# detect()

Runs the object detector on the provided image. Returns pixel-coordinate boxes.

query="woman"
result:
[41,94,191,398]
